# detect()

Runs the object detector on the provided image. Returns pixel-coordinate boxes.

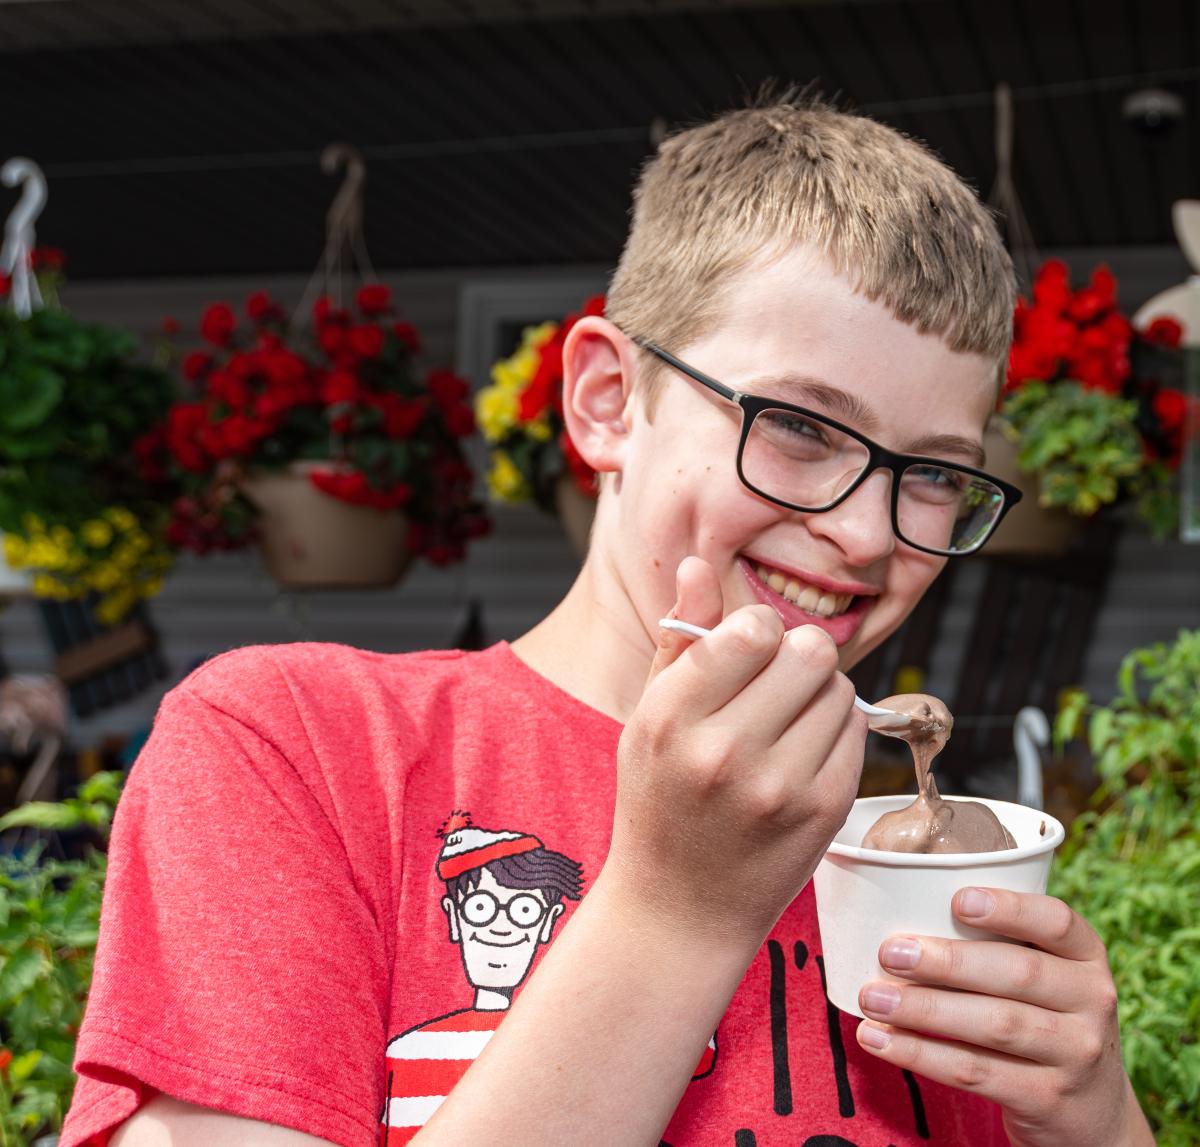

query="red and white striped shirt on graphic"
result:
[379,1007,717,1144]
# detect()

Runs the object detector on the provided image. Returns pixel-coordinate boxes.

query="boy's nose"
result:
[803,470,896,566]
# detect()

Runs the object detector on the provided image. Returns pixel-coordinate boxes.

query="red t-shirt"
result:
[60,642,1007,1147]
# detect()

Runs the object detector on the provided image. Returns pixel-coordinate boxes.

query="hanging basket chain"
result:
[987,83,1039,293]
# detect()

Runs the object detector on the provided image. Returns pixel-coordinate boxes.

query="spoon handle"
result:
[657,617,908,725]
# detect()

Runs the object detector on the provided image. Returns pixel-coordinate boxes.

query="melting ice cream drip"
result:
[861,694,1017,854]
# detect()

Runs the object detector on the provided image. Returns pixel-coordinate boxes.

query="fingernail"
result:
[859,1023,891,1050]
[860,984,900,1015]
[880,938,921,970]
[958,887,995,918]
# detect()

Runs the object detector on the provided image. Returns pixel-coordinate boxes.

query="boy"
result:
[62,97,1153,1146]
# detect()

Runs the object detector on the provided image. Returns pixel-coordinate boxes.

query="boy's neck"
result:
[509,553,654,724]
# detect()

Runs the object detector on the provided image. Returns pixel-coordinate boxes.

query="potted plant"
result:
[0,771,122,1146]
[0,251,175,624]
[474,296,604,555]
[990,260,1189,555]
[1051,629,1200,1145]
[140,285,490,588]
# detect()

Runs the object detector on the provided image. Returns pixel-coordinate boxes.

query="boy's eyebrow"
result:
[747,374,882,433]
[746,374,986,467]
[904,433,986,468]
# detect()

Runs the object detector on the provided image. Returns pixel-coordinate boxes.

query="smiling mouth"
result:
[751,561,858,618]
[472,934,530,948]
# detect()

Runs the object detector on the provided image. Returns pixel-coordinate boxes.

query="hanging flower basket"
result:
[978,421,1079,558]
[140,285,490,590]
[239,461,413,590]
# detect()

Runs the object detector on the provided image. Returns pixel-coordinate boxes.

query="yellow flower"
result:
[475,386,521,442]
[104,506,137,532]
[525,416,553,442]
[81,519,114,549]
[50,525,73,549]
[3,534,27,565]
[488,451,530,504]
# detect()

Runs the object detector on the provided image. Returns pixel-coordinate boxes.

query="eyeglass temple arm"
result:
[635,339,742,404]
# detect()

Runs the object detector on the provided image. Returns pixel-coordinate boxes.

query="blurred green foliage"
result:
[1052,629,1200,1144]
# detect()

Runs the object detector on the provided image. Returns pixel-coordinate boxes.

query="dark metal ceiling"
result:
[1,0,1196,279]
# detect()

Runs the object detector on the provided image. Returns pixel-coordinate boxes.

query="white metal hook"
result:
[1,156,48,318]
[1013,705,1049,810]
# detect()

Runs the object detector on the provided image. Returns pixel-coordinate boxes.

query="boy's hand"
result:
[605,556,868,947]
[855,887,1154,1147]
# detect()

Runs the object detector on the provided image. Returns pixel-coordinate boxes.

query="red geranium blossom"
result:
[200,302,237,347]
[356,283,392,316]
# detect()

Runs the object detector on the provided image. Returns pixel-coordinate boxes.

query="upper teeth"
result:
[754,564,855,618]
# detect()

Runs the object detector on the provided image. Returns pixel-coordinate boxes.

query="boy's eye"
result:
[902,465,969,503]
[759,410,828,441]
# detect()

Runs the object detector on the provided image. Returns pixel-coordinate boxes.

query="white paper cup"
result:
[813,795,1065,1018]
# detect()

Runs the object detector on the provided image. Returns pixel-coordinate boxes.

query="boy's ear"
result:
[561,317,638,476]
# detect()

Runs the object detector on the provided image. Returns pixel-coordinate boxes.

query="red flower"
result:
[182,351,213,382]
[200,302,237,347]
[331,414,354,434]
[1032,260,1071,313]
[427,368,469,409]
[1144,316,1184,349]
[0,271,9,298]
[392,321,422,354]
[318,324,346,357]
[320,369,361,405]
[161,316,180,336]
[30,246,65,271]
[1153,388,1187,432]
[377,395,426,439]
[356,283,392,316]
[445,404,476,438]
[246,290,275,322]
[0,1047,12,1074]
[166,404,211,472]
[347,324,385,360]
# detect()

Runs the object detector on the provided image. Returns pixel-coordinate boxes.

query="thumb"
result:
[647,555,725,685]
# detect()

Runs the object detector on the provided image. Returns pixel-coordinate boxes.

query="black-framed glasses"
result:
[635,340,1022,557]
[458,889,550,929]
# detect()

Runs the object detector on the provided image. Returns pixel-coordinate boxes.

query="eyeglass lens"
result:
[741,408,1005,554]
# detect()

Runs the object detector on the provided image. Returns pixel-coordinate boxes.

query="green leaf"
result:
[0,947,51,1004]
[0,802,89,832]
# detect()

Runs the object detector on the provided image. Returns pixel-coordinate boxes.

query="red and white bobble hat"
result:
[436,811,542,881]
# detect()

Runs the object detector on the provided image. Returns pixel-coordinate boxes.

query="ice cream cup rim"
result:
[825,795,1066,868]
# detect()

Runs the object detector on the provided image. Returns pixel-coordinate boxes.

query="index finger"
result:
[951,887,1107,963]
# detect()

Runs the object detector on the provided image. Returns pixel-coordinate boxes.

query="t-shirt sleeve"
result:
[60,653,390,1147]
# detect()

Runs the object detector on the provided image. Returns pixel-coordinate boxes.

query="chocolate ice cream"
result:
[861,694,1017,854]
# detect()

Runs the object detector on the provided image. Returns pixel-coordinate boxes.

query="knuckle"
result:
[941,940,969,982]
[727,608,781,656]
[1009,950,1043,993]
[1095,980,1119,1023]
[987,1004,1025,1051]
[1044,898,1075,943]
[747,776,792,820]
[1076,1030,1106,1069]
[790,624,839,672]
[950,1049,993,1091]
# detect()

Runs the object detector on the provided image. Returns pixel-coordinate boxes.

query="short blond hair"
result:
[607,95,1015,398]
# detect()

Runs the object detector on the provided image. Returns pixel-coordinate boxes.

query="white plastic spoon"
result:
[657,616,912,729]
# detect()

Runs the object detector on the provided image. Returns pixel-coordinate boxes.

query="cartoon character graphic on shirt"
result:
[379,812,714,1144]
[378,812,583,1144]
